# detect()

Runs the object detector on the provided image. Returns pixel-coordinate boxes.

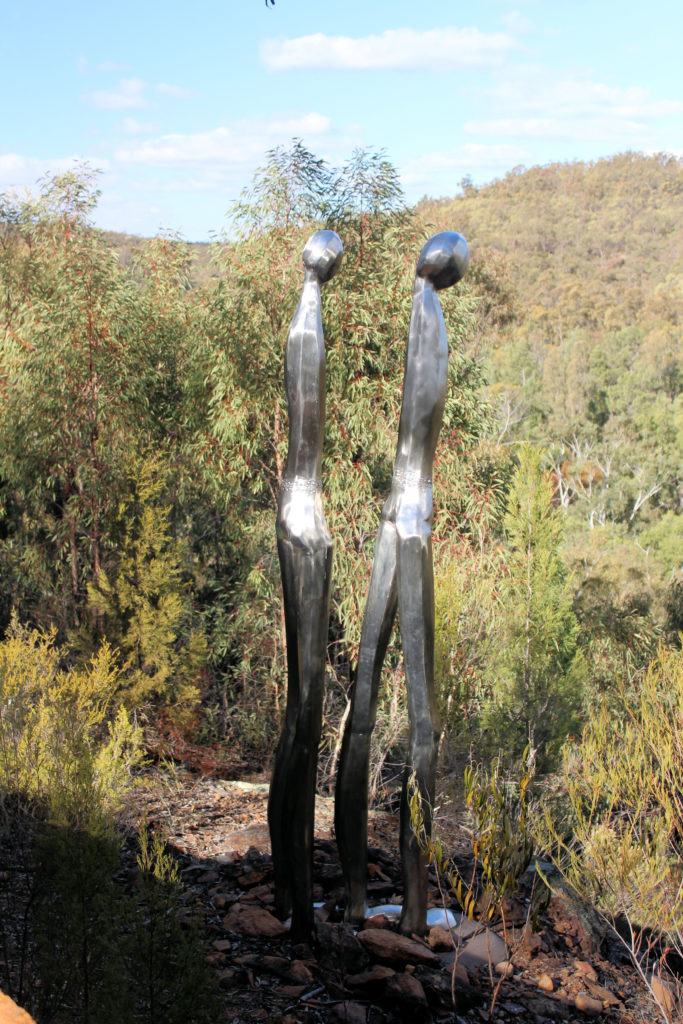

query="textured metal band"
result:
[393,468,433,489]
[280,476,322,495]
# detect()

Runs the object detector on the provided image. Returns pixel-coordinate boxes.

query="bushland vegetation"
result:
[0,147,681,1019]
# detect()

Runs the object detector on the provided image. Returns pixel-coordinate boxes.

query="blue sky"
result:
[1,0,681,240]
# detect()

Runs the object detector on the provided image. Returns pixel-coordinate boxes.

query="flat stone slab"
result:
[457,929,508,970]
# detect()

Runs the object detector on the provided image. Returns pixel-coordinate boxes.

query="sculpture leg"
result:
[335,520,398,925]
[268,537,333,941]
[268,538,301,920]
[396,532,440,935]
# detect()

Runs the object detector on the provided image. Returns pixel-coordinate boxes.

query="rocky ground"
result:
[129,764,673,1024]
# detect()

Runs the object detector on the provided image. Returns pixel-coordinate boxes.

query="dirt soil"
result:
[129,762,665,1024]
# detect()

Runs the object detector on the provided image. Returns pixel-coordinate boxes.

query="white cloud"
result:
[400,143,527,195]
[464,116,649,141]
[469,72,683,143]
[261,26,517,72]
[0,154,108,193]
[120,117,162,135]
[489,71,683,119]
[501,11,534,33]
[156,82,196,98]
[116,113,332,167]
[89,77,148,110]
[98,60,133,73]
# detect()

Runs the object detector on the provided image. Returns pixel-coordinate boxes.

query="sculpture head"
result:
[416,231,469,291]
[303,229,344,284]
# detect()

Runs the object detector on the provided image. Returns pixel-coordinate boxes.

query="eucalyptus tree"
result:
[0,168,153,630]
[0,168,203,699]
[478,444,584,768]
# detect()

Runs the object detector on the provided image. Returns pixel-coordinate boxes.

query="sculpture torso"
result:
[382,276,448,540]
[277,270,332,553]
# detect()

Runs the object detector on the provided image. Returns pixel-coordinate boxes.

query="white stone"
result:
[426,907,460,929]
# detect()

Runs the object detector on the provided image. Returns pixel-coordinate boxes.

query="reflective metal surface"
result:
[335,231,470,935]
[268,229,343,942]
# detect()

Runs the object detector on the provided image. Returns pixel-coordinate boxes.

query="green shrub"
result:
[0,616,142,825]
[129,826,219,1024]
[86,454,207,728]
[538,643,683,1022]
[410,751,535,927]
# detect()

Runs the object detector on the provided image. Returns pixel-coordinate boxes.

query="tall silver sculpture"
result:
[335,231,470,935]
[268,229,343,942]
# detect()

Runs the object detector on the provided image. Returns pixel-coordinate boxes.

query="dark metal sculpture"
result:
[268,229,343,942]
[335,231,470,935]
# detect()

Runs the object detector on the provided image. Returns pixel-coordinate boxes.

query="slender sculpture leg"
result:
[396,531,440,934]
[335,519,399,924]
[268,538,333,940]
[268,543,299,919]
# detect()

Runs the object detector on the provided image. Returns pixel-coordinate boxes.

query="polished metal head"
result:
[416,231,470,291]
[303,229,344,283]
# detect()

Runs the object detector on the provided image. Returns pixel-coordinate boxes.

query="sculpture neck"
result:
[282,270,325,484]
[392,276,448,482]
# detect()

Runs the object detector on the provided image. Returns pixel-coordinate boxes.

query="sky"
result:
[1,0,681,241]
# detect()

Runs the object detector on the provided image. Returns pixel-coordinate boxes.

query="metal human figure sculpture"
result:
[335,231,470,935]
[268,229,343,942]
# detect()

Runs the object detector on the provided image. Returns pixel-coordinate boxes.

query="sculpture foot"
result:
[398,907,427,936]
[343,903,366,929]
[273,887,292,923]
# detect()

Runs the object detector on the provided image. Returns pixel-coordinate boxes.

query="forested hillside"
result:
[422,152,682,759]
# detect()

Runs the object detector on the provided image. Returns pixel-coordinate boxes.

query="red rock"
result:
[346,964,395,990]
[447,960,470,986]
[364,913,390,929]
[212,938,232,952]
[385,972,428,1008]
[574,959,598,983]
[316,922,369,972]
[331,1002,367,1024]
[258,955,290,972]
[276,985,307,998]
[521,924,544,952]
[428,924,455,950]
[586,981,621,1007]
[538,972,554,992]
[246,883,272,902]
[222,903,286,937]
[574,991,603,1016]
[357,928,440,967]
[205,951,226,966]
[290,960,314,983]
